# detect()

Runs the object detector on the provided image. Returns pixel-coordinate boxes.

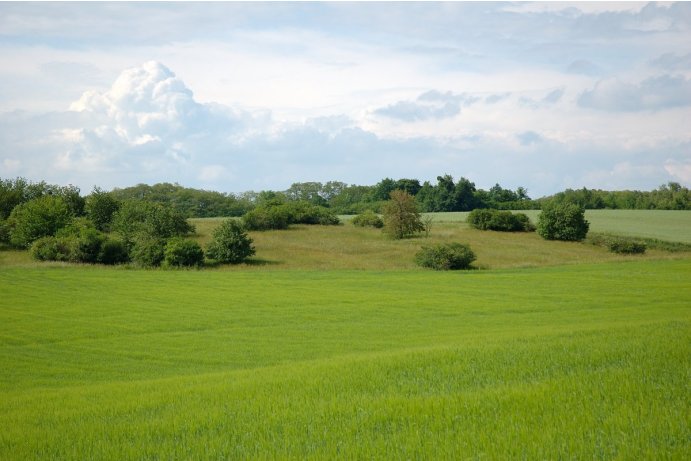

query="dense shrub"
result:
[608,239,647,254]
[113,200,194,249]
[30,236,70,261]
[164,238,204,267]
[243,207,291,231]
[537,203,589,241]
[0,218,9,244]
[467,209,535,232]
[97,239,129,265]
[351,210,384,228]
[8,195,73,248]
[56,218,106,263]
[206,219,255,264]
[284,201,340,225]
[415,243,476,270]
[130,236,167,267]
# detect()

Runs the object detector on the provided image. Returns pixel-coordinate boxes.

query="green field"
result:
[1,211,690,459]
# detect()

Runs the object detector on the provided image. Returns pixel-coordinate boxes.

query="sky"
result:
[0,1,690,198]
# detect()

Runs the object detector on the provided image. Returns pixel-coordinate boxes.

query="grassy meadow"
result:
[1,210,690,459]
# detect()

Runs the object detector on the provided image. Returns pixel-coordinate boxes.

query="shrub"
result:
[243,207,291,231]
[113,200,194,249]
[8,195,73,248]
[0,218,9,244]
[608,239,647,254]
[206,219,255,264]
[130,236,167,267]
[164,238,204,267]
[57,218,106,263]
[415,243,476,270]
[537,203,589,241]
[467,209,534,232]
[98,239,129,265]
[351,210,384,228]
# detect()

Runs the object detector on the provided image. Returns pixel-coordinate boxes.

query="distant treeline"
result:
[1,176,689,222]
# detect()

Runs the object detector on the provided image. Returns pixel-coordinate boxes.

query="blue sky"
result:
[0,1,689,197]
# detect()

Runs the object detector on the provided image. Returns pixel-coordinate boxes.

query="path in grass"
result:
[1,260,689,459]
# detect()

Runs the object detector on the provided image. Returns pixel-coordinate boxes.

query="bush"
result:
[283,201,340,225]
[415,243,476,270]
[8,195,73,248]
[0,218,9,244]
[164,238,204,267]
[206,219,255,264]
[98,239,129,265]
[113,200,194,249]
[130,236,167,267]
[243,207,291,230]
[537,203,589,241]
[608,239,647,254]
[467,209,534,232]
[57,218,106,263]
[351,210,384,228]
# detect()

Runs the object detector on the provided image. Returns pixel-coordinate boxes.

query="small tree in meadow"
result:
[537,202,589,241]
[382,190,425,239]
[206,219,255,264]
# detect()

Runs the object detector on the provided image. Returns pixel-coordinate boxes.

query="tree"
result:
[85,187,121,231]
[537,202,589,241]
[8,195,72,248]
[206,219,255,264]
[112,200,194,249]
[382,190,425,239]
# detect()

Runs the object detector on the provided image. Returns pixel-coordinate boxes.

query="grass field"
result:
[1,260,689,459]
[0,210,690,459]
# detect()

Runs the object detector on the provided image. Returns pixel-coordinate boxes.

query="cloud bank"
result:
[0,2,689,196]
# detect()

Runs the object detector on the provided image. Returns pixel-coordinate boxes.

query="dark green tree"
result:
[85,187,121,231]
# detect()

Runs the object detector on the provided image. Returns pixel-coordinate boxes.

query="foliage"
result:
[0,218,9,244]
[206,219,255,264]
[130,236,167,267]
[382,190,425,239]
[537,202,590,241]
[351,210,384,228]
[608,240,647,254]
[85,187,121,231]
[7,195,73,248]
[414,242,476,270]
[112,200,194,249]
[29,236,72,262]
[539,182,690,210]
[164,238,205,267]
[243,206,291,231]
[110,182,253,217]
[467,209,535,232]
[97,239,129,265]
[243,201,338,230]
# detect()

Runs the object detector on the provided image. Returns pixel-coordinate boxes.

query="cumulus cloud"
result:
[578,75,691,112]
[373,90,480,122]
[650,52,691,71]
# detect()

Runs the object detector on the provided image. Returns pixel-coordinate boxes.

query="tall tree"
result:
[382,190,425,239]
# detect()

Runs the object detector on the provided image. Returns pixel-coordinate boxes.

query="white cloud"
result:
[579,74,691,111]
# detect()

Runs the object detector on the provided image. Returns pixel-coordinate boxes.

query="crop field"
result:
[1,210,690,459]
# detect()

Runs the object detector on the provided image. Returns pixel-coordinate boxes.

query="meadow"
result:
[0,210,690,459]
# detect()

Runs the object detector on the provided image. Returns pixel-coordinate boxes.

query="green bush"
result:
[0,218,9,244]
[467,209,534,232]
[243,207,291,231]
[206,219,255,264]
[283,201,340,225]
[98,239,129,265]
[608,239,647,254]
[131,236,167,267]
[8,195,73,248]
[351,210,384,228]
[164,238,204,267]
[85,187,120,232]
[415,243,476,270]
[113,200,194,249]
[537,203,589,241]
